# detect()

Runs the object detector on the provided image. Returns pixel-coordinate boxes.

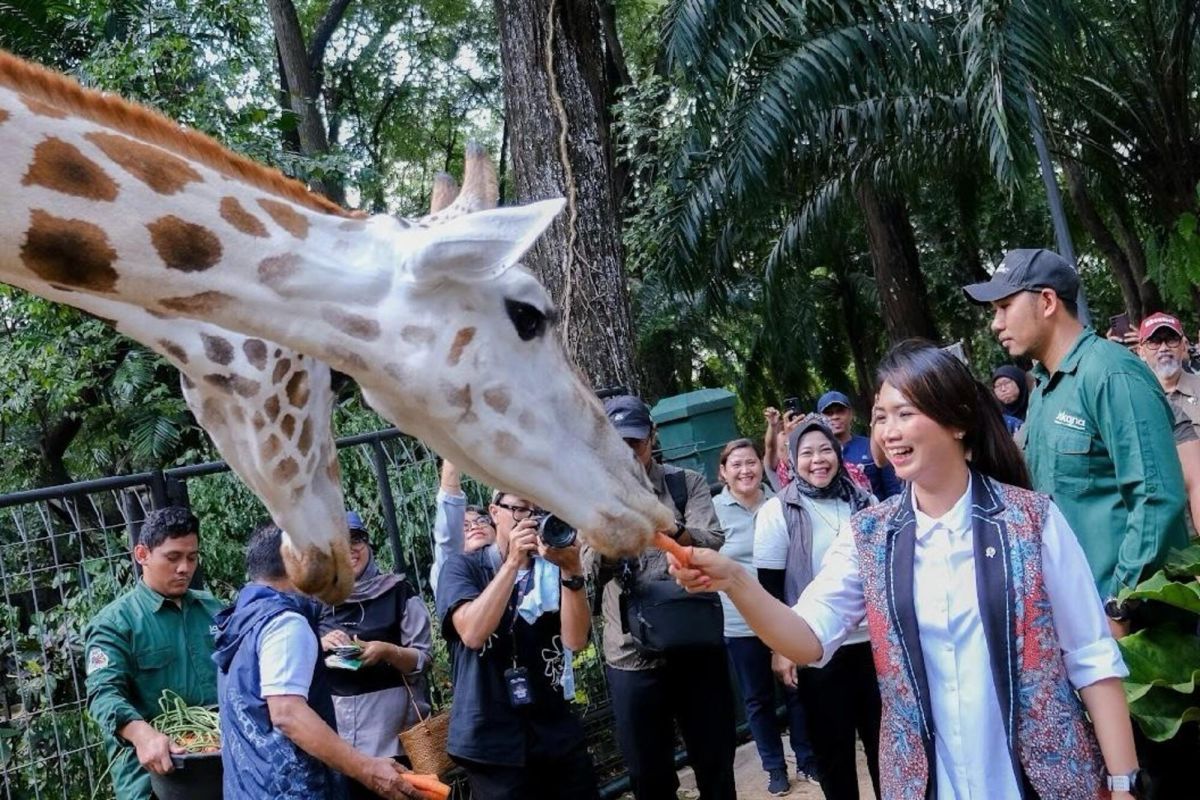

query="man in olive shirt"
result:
[965,249,1188,615]
[85,507,222,800]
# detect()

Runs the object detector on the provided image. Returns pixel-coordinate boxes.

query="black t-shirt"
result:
[435,550,585,767]
[319,580,415,696]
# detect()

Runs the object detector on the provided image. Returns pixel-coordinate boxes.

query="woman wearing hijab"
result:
[320,511,434,800]
[991,365,1029,433]
[753,415,882,800]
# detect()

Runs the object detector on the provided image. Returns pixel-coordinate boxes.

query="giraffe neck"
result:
[0,81,406,377]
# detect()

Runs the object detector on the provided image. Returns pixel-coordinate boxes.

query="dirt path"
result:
[670,739,874,799]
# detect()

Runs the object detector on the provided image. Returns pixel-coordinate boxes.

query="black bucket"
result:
[149,751,223,800]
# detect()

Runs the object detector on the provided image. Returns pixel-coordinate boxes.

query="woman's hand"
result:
[321,629,353,652]
[666,546,743,594]
[771,651,798,690]
[355,639,398,667]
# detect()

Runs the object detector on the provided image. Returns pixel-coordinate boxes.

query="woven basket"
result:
[398,710,453,776]
[398,673,454,776]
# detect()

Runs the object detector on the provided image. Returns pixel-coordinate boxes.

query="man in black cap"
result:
[585,394,737,800]
[963,249,1187,625]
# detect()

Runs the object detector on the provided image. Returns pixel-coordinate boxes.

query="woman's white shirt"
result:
[792,478,1127,800]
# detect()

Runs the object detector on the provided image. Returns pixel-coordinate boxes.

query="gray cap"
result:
[604,394,654,440]
[963,249,1079,305]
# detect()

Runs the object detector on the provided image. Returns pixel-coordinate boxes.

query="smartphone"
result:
[1110,313,1132,338]
[783,397,802,416]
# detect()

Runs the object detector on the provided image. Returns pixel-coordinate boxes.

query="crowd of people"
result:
[81,246,1197,800]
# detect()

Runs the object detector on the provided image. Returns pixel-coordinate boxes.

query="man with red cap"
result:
[1137,313,1200,431]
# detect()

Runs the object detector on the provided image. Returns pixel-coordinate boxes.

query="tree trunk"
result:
[1062,158,1142,319]
[854,182,939,343]
[493,0,640,393]
[264,0,347,205]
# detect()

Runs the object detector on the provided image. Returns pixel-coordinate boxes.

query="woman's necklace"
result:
[807,496,844,531]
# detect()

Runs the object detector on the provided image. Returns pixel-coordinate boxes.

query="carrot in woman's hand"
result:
[406,772,451,800]
[654,531,693,569]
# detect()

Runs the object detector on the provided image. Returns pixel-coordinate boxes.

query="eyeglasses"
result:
[465,515,494,529]
[493,501,535,520]
[1143,335,1182,350]
[349,537,370,549]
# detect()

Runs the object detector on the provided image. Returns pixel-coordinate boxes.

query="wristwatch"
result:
[561,574,585,591]
[1104,597,1130,622]
[1106,767,1147,796]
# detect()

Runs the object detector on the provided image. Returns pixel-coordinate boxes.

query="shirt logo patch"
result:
[86,647,110,675]
[1054,410,1088,432]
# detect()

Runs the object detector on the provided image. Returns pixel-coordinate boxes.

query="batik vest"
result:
[851,473,1105,800]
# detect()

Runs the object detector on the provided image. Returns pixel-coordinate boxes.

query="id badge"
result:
[504,666,533,707]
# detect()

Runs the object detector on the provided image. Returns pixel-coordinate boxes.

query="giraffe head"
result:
[360,148,675,554]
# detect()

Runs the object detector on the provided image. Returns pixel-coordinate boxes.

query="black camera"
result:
[535,513,577,549]
[783,396,802,416]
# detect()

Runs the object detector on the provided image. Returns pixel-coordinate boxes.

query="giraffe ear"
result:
[407,198,565,285]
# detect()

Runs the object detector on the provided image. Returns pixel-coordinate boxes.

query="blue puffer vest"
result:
[213,583,346,800]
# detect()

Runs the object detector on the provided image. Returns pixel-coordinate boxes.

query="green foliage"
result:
[1117,544,1200,741]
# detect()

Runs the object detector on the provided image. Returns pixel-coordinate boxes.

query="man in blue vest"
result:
[213,523,424,800]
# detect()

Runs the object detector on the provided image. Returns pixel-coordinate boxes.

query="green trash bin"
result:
[650,388,741,485]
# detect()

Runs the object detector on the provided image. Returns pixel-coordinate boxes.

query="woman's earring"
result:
[954,431,965,440]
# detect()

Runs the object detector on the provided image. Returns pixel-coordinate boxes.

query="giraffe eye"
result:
[505,299,547,341]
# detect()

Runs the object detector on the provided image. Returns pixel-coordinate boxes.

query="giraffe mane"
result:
[0,49,349,218]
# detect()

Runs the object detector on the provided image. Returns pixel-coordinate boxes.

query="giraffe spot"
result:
[483,388,511,414]
[447,327,476,366]
[274,348,282,358]
[257,198,309,239]
[401,326,436,345]
[147,309,172,320]
[252,411,266,430]
[518,411,537,432]
[444,382,476,422]
[158,340,189,365]
[291,485,306,504]
[22,137,118,201]
[219,196,268,237]
[338,218,367,232]
[181,374,196,390]
[21,95,66,118]
[494,431,519,456]
[84,131,203,195]
[286,370,310,407]
[265,395,281,421]
[20,209,118,292]
[258,254,301,292]
[590,409,609,447]
[328,346,369,373]
[298,418,313,455]
[262,434,282,462]
[281,414,296,439]
[201,397,227,427]
[202,374,232,394]
[274,457,300,483]
[271,359,291,384]
[201,334,233,365]
[0,108,9,125]
[148,216,222,272]
[321,307,380,341]
[159,291,232,315]
[383,363,409,383]
[326,454,342,484]
[231,377,260,398]
[242,339,268,370]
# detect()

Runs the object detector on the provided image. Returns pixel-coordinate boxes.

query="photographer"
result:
[435,491,598,799]
[585,394,736,800]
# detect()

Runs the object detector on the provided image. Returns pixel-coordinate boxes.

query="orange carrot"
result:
[406,772,451,800]
[654,531,692,569]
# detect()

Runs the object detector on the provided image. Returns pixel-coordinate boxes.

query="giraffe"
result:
[0,50,675,600]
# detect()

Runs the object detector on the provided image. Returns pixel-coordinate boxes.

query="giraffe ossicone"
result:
[0,50,675,601]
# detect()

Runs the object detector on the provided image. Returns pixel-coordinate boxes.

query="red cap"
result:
[1138,312,1184,342]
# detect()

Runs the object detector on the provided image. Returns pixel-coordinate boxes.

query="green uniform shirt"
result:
[1025,328,1188,598]
[84,581,223,800]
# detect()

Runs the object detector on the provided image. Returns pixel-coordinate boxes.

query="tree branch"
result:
[308,0,355,74]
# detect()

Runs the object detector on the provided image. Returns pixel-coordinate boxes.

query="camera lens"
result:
[536,514,577,548]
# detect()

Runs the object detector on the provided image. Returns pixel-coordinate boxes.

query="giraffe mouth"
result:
[281,534,354,604]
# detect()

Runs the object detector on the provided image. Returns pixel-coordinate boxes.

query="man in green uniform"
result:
[85,506,223,800]
[964,249,1188,624]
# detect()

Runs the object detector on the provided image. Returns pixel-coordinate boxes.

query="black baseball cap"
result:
[963,248,1079,305]
[604,394,654,440]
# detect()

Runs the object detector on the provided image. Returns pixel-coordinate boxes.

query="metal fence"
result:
[0,427,631,800]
